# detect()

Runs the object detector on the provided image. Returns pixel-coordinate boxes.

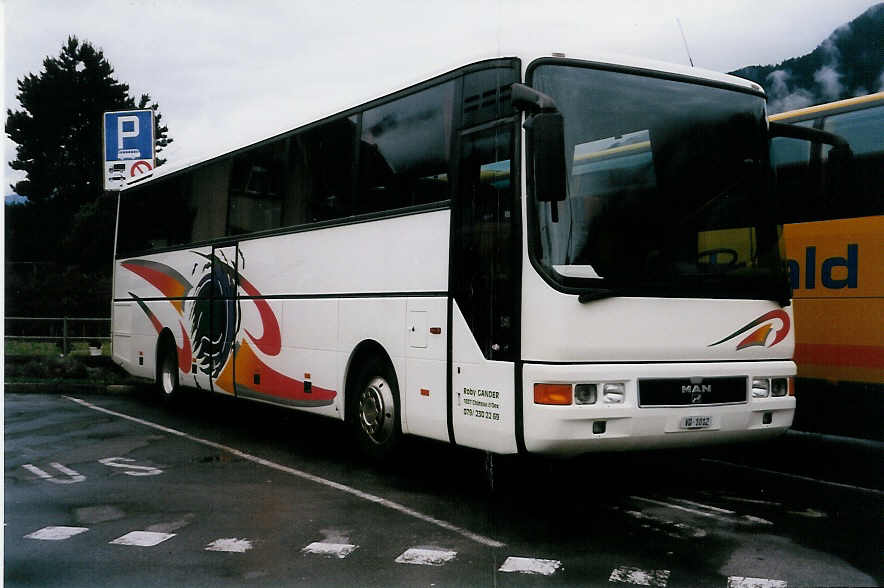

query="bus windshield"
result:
[529,63,788,301]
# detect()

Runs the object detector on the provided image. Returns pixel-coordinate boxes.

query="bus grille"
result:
[638,376,747,407]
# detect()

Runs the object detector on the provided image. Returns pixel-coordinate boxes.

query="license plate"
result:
[681,415,712,429]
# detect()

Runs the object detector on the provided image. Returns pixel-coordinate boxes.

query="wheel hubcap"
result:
[359,376,394,444]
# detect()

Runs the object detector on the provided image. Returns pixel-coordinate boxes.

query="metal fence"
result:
[5,317,111,355]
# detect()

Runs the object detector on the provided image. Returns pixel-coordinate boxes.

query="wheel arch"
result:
[343,339,399,425]
[155,327,177,378]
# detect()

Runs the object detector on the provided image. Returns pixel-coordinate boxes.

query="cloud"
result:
[814,65,844,101]
[765,69,814,114]
[811,34,845,101]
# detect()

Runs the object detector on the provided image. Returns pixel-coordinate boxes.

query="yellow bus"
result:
[770,92,883,440]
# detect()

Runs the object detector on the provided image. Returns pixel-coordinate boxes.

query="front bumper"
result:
[522,360,796,455]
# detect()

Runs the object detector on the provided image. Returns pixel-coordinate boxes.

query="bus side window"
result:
[118,175,194,254]
[357,82,455,214]
[190,158,231,242]
[296,116,358,224]
[227,141,285,235]
[822,104,884,219]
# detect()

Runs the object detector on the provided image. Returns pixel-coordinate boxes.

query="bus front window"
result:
[528,63,788,302]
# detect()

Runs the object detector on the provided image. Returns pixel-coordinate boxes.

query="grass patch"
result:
[4,354,138,385]
[5,340,111,357]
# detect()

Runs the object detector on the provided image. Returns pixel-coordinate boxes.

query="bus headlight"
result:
[771,377,788,397]
[752,378,770,398]
[603,383,626,404]
[575,383,597,405]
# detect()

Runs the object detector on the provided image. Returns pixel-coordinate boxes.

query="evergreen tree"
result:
[5,36,173,316]
[6,35,171,212]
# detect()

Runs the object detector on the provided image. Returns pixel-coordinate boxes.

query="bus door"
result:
[450,120,520,453]
[205,242,240,395]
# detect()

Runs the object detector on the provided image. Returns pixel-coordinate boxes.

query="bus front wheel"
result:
[350,358,401,460]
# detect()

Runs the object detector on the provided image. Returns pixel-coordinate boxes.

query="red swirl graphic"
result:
[239,276,281,357]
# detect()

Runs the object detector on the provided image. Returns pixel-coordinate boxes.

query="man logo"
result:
[682,383,711,404]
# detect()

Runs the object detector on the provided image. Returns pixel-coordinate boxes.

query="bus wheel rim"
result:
[359,376,394,444]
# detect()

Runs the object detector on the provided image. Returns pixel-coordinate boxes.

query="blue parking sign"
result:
[103,109,155,190]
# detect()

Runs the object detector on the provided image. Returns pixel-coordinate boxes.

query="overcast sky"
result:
[3,0,880,189]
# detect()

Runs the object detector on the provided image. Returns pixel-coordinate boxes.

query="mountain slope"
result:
[730,3,884,113]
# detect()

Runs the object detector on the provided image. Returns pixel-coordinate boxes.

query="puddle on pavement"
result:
[75,505,127,524]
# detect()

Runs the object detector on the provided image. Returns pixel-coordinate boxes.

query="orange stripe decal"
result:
[795,343,884,370]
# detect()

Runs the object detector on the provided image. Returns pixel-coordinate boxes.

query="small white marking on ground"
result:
[24,526,89,541]
[727,576,788,588]
[395,548,457,566]
[205,538,253,553]
[623,509,707,539]
[22,463,86,484]
[741,515,774,526]
[667,497,736,515]
[609,565,671,587]
[99,457,163,476]
[64,396,504,548]
[302,542,358,558]
[110,531,176,547]
[498,556,562,575]
[21,464,52,479]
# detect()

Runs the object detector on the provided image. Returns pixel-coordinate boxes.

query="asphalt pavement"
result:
[5,386,882,587]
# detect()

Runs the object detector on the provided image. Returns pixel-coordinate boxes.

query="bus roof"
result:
[769,91,884,122]
[518,50,763,94]
[124,52,765,191]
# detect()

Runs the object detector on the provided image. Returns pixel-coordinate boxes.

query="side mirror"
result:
[511,82,559,114]
[525,112,568,206]
[769,121,854,213]
[512,84,568,220]
[769,121,852,154]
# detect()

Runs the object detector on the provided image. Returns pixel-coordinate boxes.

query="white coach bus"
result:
[112,54,797,458]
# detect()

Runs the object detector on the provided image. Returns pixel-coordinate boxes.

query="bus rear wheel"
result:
[350,358,401,460]
[156,337,180,403]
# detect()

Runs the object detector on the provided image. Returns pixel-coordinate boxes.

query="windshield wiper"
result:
[577,288,629,303]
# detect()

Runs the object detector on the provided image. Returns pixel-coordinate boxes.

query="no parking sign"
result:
[103,109,155,190]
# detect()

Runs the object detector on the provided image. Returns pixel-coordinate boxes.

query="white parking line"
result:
[713,494,782,507]
[498,556,562,576]
[609,565,670,587]
[727,576,787,588]
[667,497,736,515]
[787,508,827,518]
[24,526,89,541]
[740,515,774,526]
[64,396,505,548]
[205,538,253,553]
[394,548,457,566]
[701,458,884,496]
[631,496,731,521]
[302,542,358,558]
[110,531,176,547]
